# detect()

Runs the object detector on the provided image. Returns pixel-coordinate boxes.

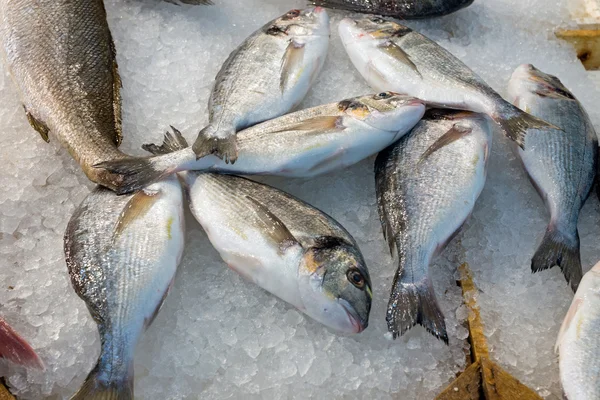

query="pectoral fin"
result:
[281,40,306,93]
[379,41,421,78]
[25,108,50,143]
[555,297,583,353]
[245,195,300,254]
[271,116,344,135]
[114,189,161,240]
[418,124,472,164]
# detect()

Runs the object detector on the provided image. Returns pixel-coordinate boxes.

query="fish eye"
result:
[374,92,392,100]
[371,17,385,24]
[287,10,301,18]
[347,268,365,289]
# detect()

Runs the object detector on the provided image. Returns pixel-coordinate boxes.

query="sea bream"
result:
[0,0,130,191]
[338,17,556,148]
[556,261,600,400]
[507,64,597,292]
[181,170,372,333]
[375,110,492,342]
[191,7,330,163]
[310,0,473,19]
[96,92,425,194]
[64,176,185,399]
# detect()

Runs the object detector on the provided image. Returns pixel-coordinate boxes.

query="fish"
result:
[95,92,426,194]
[309,0,473,19]
[191,7,330,164]
[556,261,600,400]
[64,176,185,400]
[181,170,372,333]
[375,109,492,342]
[507,64,597,292]
[0,0,131,191]
[0,317,44,370]
[338,17,557,149]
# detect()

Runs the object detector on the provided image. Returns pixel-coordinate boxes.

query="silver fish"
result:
[375,110,492,342]
[64,177,185,399]
[0,0,130,191]
[310,0,473,19]
[95,92,425,194]
[191,7,330,163]
[556,261,600,400]
[180,168,372,333]
[338,17,556,148]
[507,64,597,292]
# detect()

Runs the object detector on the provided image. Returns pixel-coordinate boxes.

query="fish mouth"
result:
[340,301,366,333]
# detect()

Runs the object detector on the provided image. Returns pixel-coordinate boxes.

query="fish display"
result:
[338,17,555,148]
[556,261,600,400]
[507,64,597,292]
[310,0,473,19]
[0,0,130,191]
[0,318,44,370]
[191,7,330,163]
[375,110,492,342]
[64,177,185,399]
[95,92,425,194]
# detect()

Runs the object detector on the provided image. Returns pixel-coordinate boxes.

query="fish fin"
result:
[245,195,300,254]
[24,108,50,143]
[145,277,175,329]
[494,102,560,149]
[94,157,166,195]
[387,274,448,344]
[163,0,213,4]
[531,226,582,292]
[142,126,189,155]
[308,149,345,173]
[70,361,133,400]
[555,297,583,353]
[114,189,161,239]
[418,124,472,164]
[534,87,576,101]
[108,31,123,147]
[379,41,421,78]
[192,124,238,164]
[281,40,306,93]
[271,116,343,134]
[0,318,44,370]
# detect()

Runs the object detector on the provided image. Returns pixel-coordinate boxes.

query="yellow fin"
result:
[271,116,343,135]
[379,41,421,78]
[114,189,161,240]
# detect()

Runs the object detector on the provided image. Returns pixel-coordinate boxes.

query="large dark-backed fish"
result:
[310,0,473,19]
[375,110,492,342]
[64,177,185,399]
[507,64,597,292]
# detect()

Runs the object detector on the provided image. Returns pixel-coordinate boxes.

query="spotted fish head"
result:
[266,7,329,38]
[339,16,411,45]
[298,236,372,334]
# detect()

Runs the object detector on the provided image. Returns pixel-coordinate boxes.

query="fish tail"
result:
[386,273,448,344]
[191,124,238,164]
[70,360,133,400]
[531,226,582,292]
[493,102,559,149]
[0,318,44,370]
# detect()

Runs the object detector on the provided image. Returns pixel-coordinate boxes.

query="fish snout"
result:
[341,301,367,333]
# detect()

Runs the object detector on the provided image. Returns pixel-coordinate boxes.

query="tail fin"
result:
[191,124,238,164]
[386,275,448,344]
[494,102,559,149]
[70,361,133,400]
[94,127,189,195]
[531,226,582,292]
[0,318,44,370]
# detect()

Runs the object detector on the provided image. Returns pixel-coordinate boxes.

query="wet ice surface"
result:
[0,0,598,398]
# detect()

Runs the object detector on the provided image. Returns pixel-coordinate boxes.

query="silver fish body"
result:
[310,0,473,19]
[556,261,600,400]
[64,177,185,399]
[191,7,330,163]
[375,110,492,342]
[95,92,426,194]
[183,172,372,334]
[0,0,128,190]
[338,17,554,148]
[507,64,597,292]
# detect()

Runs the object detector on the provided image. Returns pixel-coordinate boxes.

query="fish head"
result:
[266,7,329,38]
[340,92,425,133]
[298,236,372,334]
[339,16,410,46]
[508,64,575,103]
